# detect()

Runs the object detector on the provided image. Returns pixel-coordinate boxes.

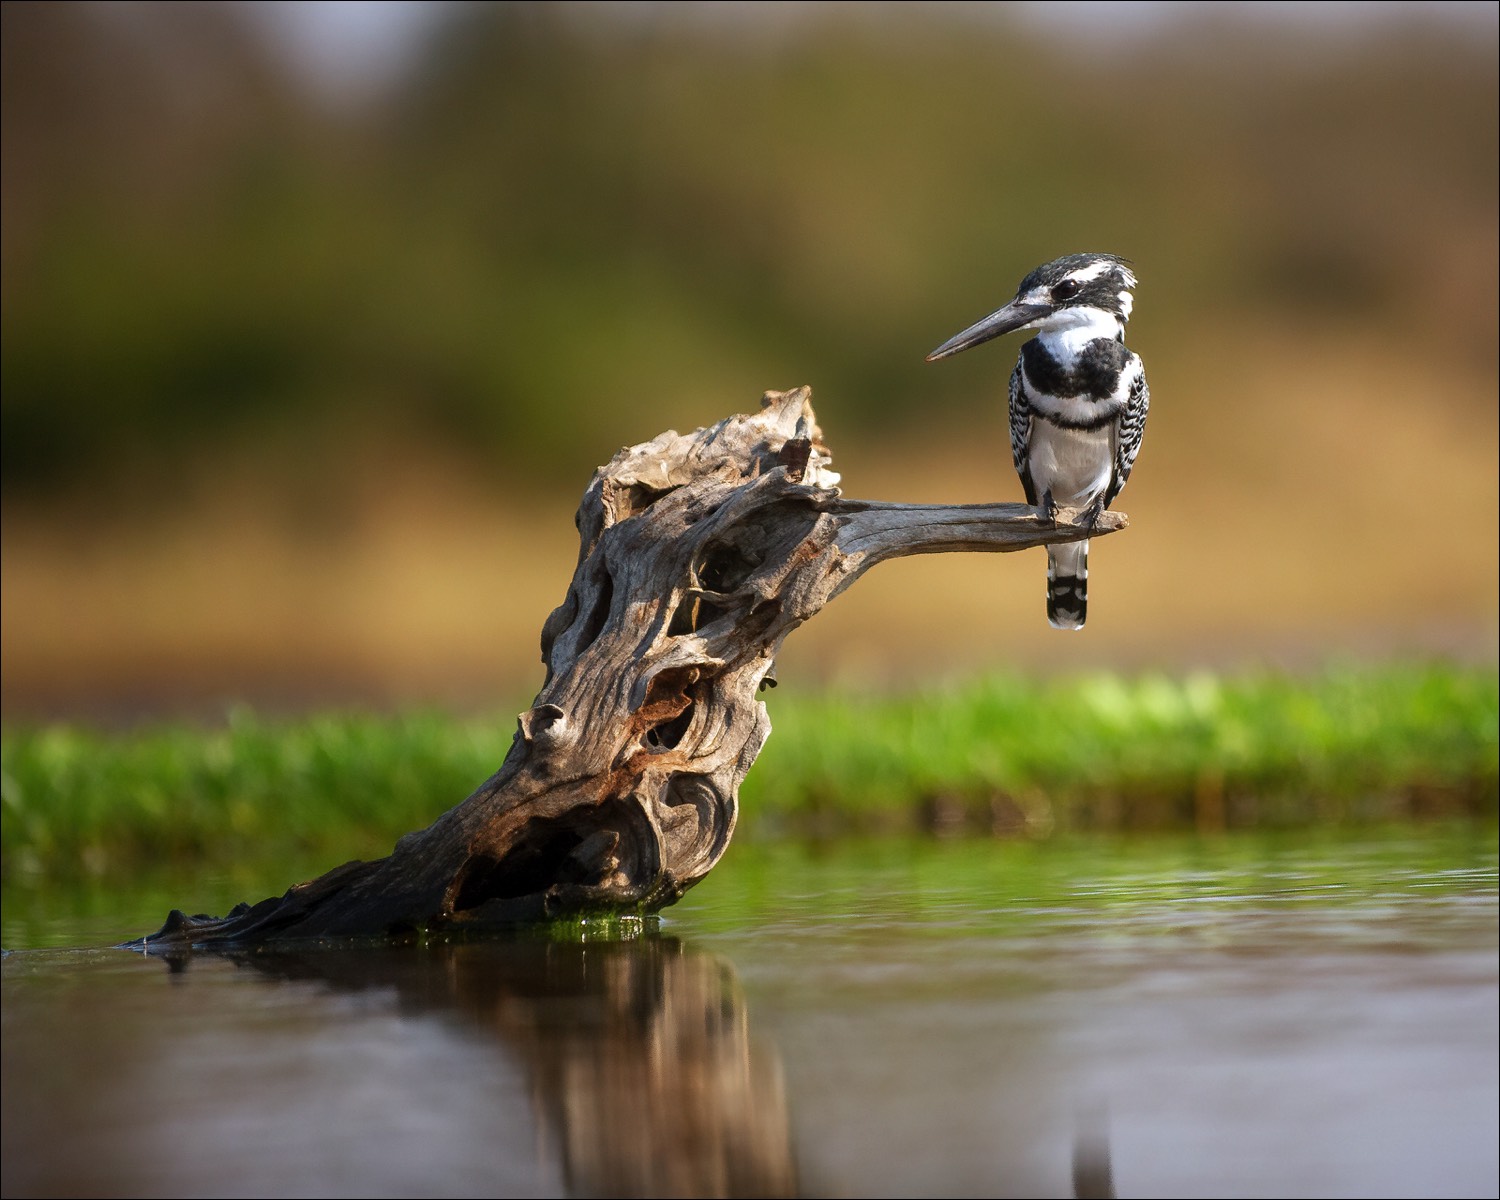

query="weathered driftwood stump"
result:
[135,387,1123,946]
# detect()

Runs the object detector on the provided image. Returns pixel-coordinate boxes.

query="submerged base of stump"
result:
[133,387,1123,948]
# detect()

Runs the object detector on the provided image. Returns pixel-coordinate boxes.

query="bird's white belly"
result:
[1028,421,1111,507]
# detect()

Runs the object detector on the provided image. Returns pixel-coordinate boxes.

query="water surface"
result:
[4,824,1496,1198]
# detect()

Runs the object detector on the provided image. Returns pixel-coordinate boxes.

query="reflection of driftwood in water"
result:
[133,388,1121,944]
[1072,1102,1116,1200]
[517,943,795,1199]
[171,935,796,1199]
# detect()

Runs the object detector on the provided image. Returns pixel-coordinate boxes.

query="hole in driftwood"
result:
[699,541,760,594]
[576,566,614,651]
[621,482,680,518]
[743,598,782,639]
[452,839,578,907]
[698,597,730,625]
[646,703,695,750]
[667,592,732,637]
[666,594,696,638]
[451,806,640,909]
[638,666,703,753]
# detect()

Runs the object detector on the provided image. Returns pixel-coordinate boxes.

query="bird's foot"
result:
[1040,490,1060,524]
[1079,497,1106,529]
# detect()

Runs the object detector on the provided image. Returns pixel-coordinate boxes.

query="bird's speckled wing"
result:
[1008,355,1038,507]
[1106,354,1149,506]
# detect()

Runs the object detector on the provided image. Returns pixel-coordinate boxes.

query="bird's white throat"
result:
[1033,305,1127,360]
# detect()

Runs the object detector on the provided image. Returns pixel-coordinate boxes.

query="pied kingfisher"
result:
[926,252,1148,630]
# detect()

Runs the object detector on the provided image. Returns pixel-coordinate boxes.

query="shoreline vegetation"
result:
[2,663,1495,884]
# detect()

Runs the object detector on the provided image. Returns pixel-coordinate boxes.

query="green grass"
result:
[2,664,1495,883]
[743,663,1500,835]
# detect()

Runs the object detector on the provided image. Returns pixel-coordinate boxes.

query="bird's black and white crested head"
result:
[927,252,1138,362]
[1016,252,1136,325]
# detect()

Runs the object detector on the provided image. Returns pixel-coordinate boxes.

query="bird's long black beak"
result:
[925,300,1052,361]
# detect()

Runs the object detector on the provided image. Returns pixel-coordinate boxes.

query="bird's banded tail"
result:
[1046,540,1088,630]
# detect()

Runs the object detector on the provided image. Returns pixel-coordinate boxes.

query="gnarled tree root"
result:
[132,387,1124,947]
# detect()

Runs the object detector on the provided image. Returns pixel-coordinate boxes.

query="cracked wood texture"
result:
[134,387,1124,946]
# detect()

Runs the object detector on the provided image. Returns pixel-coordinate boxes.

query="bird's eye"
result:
[1052,279,1082,301]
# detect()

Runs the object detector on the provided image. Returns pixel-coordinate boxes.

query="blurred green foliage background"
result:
[5,0,1494,494]
[1,1,1496,716]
